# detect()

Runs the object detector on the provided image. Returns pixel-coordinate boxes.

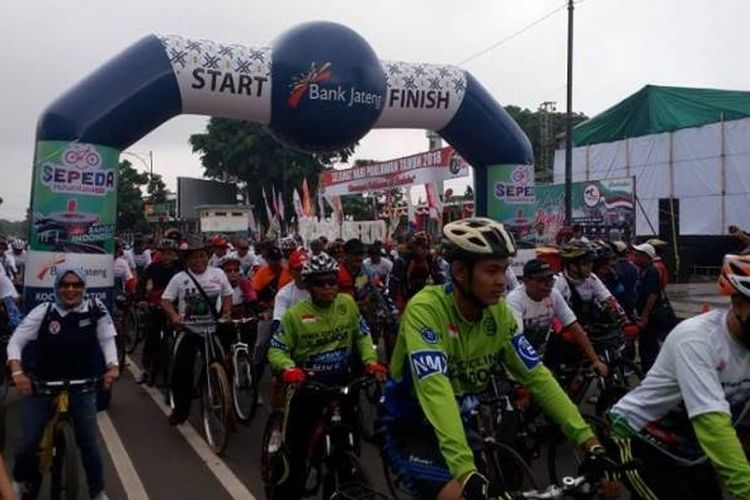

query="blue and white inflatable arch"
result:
[27,21,532,306]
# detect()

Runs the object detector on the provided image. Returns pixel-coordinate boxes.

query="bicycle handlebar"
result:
[32,378,99,395]
[298,374,379,397]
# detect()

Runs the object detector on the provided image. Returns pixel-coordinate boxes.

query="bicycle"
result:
[262,374,386,500]
[33,378,98,500]
[183,319,233,455]
[219,317,260,423]
[0,333,9,452]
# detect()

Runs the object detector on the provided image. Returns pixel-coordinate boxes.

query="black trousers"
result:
[171,332,203,417]
[611,434,722,500]
[142,307,167,373]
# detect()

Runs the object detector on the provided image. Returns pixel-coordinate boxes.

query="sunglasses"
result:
[310,276,338,288]
[59,281,84,290]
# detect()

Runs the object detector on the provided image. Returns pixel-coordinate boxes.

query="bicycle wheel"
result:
[323,450,370,500]
[356,383,380,444]
[50,420,81,500]
[547,413,610,484]
[123,309,139,354]
[202,361,232,455]
[482,441,539,494]
[260,410,284,488]
[381,452,411,500]
[232,349,258,423]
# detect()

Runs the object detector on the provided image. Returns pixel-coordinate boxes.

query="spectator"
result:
[632,243,671,372]
[363,241,393,286]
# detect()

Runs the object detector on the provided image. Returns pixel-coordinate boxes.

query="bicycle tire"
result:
[483,441,539,494]
[232,349,258,423]
[260,410,284,488]
[50,420,81,500]
[547,413,610,484]
[381,451,411,500]
[356,384,379,444]
[323,450,370,500]
[202,361,232,455]
[123,309,139,354]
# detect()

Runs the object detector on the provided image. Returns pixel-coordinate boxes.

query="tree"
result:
[190,118,357,227]
[504,105,588,183]
[146,172,168,204]
[117,159,149,232]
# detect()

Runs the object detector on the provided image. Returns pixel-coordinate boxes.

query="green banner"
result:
[487,164,634,245]
[30,141,119,254]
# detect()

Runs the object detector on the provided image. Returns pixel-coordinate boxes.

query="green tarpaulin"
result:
[573,85,750,146]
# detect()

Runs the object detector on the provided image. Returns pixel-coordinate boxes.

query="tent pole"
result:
[635,192,657,236]
[720,112,726,234]
[667,131,680,282]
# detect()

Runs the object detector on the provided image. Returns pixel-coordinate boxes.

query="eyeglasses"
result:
[59,281,84,290]
[310,276,338,288]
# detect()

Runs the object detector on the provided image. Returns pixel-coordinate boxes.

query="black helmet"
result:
[559,241,594,263]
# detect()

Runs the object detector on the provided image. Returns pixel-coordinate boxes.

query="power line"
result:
[456,2,568,66]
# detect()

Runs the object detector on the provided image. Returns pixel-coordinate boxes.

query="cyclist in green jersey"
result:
[267,252,387,500]
[380,217,611,500]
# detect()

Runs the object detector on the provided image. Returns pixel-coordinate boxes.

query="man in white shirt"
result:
[506,259,607,375]
[234,238,256,277]
[161,236,233,425]
[0,239,17,282]
[363,241,393,287]
[609,253,750,500]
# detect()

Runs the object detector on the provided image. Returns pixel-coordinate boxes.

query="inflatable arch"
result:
[26,21,532,306]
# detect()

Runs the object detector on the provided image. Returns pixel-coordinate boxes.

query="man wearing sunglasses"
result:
[267,251,387,500]
[506,259,607,376]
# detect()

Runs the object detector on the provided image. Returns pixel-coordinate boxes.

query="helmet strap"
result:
[453,262,488,316]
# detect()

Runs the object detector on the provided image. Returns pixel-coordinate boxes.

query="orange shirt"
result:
[252,265,292,309]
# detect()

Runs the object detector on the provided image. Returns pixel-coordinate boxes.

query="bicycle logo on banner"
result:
[62,144,102,169]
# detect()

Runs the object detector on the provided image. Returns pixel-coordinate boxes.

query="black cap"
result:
[344,238,365,255]
[523,259,553,278]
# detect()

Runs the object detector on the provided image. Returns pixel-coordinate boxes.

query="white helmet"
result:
[442,217,515,261]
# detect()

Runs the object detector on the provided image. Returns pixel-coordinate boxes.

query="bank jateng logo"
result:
[287,61,383,111]
[41,144,115,196]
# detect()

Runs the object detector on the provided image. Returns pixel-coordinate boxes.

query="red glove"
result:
[280,367,306,385]
[623,323,641,339]
[365,362,388,379]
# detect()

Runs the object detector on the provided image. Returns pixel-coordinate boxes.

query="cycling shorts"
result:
[378,416,452,500]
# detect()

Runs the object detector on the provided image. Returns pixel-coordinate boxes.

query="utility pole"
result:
[538,101,556,184]
[564,0,575,223]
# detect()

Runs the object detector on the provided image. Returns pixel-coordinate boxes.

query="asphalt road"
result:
[2,357,623,500]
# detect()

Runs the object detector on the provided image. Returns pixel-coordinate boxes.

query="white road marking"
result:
[97,410,151,500]
[125,356,256,500]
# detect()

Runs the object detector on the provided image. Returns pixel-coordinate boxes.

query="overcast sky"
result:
[1,0,747,220]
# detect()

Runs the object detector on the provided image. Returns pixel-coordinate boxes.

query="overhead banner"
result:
[487,164,634,244]
[318,146,469,197]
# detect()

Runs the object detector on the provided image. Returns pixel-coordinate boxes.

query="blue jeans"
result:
[13,391,104,498]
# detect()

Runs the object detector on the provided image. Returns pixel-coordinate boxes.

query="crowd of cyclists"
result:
[0,217,749,499]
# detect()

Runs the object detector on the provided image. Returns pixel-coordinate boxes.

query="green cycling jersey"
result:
[388,284,595,479]
[268,293,377,378]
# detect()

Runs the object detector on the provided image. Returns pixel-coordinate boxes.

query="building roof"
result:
[573,85,750,146]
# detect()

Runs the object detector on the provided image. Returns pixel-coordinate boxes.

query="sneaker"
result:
[136,373,148,385]
[92,492,110,500]
[268,429,282,454]
[257,393,265,406]
[11,481,27,497]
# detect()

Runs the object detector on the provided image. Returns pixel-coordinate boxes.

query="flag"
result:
[406,187,416,225]
[292,189,304,219]
[317,184,326,220]
[271,185,280,218]
[276,188,285,221]
[425,183,443,221]
[325,195,343,224]
[262,186,274,224]
[302,178,313,217]
[248,209,258,234]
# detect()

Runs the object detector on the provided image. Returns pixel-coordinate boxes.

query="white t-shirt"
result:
[505,286,577,353]
[613,309,750,431]
[273,281,310,322]
[364,257,393,282]
[127,249,151,269]
[553,272,613,305]
[237,251,256,276]
[505,266,520,292]
[162,268,232,333]
[0,274,18,299]
[113,257,134,286]
[1,253,17,279]
[208,251,236,269]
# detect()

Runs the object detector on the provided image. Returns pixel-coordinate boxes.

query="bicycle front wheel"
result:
[232,349,258,423]
[50,420,81,500]
[202,361,232,455]
[260,410,284,494]
[122,308,138,354]
[482,441,539,495]
[323,450,371,500]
